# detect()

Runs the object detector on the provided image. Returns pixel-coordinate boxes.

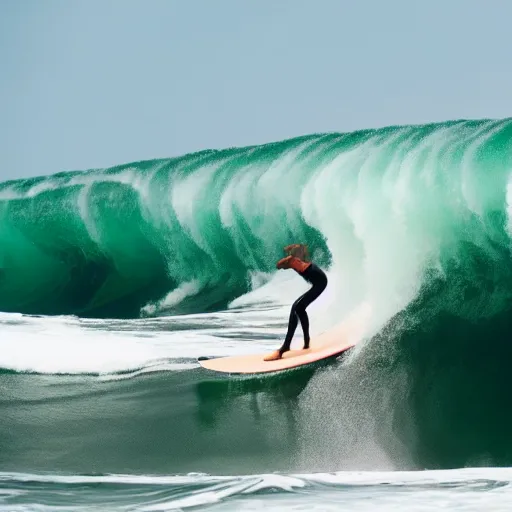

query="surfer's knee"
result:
[294,300,306,316]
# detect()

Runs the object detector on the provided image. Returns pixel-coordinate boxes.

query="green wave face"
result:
[0,119,511,320]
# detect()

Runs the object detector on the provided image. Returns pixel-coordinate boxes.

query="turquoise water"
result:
[1,118,512,510]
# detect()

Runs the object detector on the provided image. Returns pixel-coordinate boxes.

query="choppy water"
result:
[2,469,512,511]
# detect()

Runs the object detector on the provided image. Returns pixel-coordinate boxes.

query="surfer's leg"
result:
[294,272,328,348]
[295,306,310,348]
[265,297,304,361]
[294,292,317,349]
[279,302,301,354]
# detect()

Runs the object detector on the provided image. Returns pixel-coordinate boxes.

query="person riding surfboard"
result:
[264,243,328,361]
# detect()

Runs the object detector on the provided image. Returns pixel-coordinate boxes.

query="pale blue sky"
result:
[1,0,511,181]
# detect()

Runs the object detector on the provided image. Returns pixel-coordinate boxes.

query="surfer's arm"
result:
[276,255,293,269]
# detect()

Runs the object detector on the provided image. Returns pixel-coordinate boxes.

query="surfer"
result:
[264,244,328,361]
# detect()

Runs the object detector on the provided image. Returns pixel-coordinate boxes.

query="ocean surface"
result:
[1,118,512,510]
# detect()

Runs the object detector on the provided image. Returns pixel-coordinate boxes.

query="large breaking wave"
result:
[1,118,510,322]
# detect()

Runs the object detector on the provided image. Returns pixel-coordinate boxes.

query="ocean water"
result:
[1,118,512,510]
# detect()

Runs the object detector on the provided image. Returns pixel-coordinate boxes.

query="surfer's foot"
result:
[264,348,288,361]
[303,342,310,350]
[264,350,282,361]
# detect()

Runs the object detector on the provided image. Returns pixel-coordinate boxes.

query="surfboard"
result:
[197,313,364,377]
[198,339,354,375]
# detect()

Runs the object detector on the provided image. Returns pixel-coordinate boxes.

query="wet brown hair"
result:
[289,244,310,262]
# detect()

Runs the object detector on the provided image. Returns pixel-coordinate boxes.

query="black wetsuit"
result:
[279,262,328,354]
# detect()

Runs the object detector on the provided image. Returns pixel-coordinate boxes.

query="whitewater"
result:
[1,118,512,511]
